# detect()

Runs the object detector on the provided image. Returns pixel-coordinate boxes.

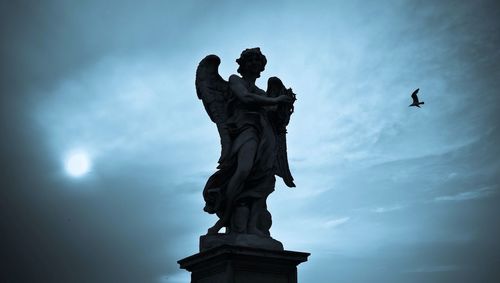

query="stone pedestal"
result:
[200,233,284,252]
[178,245,309,283]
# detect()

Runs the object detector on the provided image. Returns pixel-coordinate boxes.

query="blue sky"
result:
[1,0,499,282]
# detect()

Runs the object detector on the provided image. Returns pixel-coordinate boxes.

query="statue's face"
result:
[243,55,264,76]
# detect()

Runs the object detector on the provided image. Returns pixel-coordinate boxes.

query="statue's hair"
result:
[236,47,267,75]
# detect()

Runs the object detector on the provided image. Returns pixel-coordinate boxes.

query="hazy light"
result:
[65,151,91,177]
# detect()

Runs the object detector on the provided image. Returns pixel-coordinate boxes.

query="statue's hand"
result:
[275,95,293,104]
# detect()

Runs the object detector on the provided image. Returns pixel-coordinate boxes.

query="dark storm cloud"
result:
[1,0,500,283]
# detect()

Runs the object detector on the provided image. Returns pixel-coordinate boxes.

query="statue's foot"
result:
[207,222,223,235]
[207,227,218,235]
[247,227,267,237]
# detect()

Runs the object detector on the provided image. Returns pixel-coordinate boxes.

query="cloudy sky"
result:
[1,0,499,282]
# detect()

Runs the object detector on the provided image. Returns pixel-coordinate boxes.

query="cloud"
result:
[158,272,189,283]
[402,265,461,273]
[371,204,405,213]
[434,186,496,202]
[324,217,350,228]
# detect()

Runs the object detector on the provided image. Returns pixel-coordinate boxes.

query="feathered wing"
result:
[195,55,232,166]
[267,77,296,188]
[411,88,420,104]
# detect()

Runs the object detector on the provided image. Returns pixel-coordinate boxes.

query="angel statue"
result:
[196,48,296,249]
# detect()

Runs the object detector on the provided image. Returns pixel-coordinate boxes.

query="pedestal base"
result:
[178,245,309,283]
[200,233,284,252]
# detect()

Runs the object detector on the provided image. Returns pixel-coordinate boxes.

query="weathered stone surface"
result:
[200,233,284,252]
[178,245,309,283]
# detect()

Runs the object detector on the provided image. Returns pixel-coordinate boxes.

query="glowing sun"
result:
[65,151,91,177]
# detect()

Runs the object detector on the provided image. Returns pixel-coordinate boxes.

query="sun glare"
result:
[65,151,91,177]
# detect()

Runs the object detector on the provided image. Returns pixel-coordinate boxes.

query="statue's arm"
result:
[229,75,279,106]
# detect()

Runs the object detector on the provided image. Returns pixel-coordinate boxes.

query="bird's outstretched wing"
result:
[411,88,420,104]
[195,55,232,165]
[267,77,296,188]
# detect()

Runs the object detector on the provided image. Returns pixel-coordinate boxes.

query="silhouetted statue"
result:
[409,88,424,107]
[196,48,296,245]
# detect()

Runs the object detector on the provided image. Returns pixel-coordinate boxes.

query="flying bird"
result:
[409,88,424,108]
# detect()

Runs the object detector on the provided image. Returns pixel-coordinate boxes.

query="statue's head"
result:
[236,47,267,78]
